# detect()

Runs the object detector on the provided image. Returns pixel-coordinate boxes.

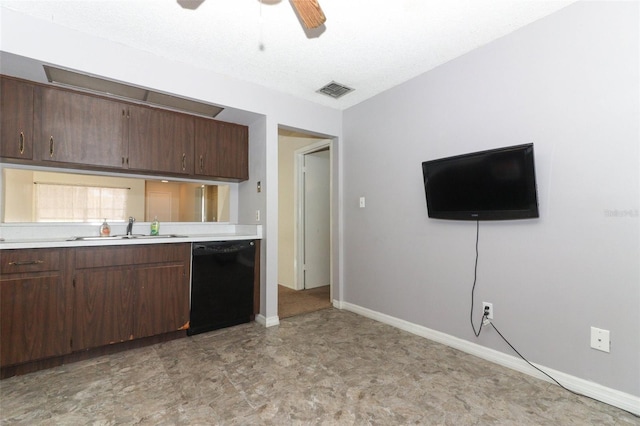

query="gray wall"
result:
[343,1,639,396]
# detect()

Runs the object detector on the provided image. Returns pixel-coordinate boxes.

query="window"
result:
[35,183,129,222]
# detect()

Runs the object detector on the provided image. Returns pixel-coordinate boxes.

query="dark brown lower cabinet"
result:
[72,243,191,352]
[132,263,190,339]
[0,248,71,367]
[0,242,253,378]
[73,268,133,350]
[0,243,190,372]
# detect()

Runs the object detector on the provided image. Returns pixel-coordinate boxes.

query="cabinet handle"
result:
[9,260,44,266]
[19,132,25,154]
[49,136,54,157]
[182,153,186,171]
[199,155,203,172]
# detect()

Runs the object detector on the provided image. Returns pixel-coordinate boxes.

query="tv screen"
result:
[422,143,539,221]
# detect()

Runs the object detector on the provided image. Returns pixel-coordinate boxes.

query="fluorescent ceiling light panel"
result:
[44,66,147,99]
[43,65,223,118]
[145,91,223,118]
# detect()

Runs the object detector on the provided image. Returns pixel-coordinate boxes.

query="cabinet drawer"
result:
[75,243,190,269]
[75,245,138,269]
[1,249,61,274]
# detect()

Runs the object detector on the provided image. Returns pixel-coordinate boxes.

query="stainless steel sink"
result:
[127,234,187,239]
[68,234,186,241]
[67,235,131,241]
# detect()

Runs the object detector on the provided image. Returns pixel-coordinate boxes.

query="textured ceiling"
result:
[1,0,577,110]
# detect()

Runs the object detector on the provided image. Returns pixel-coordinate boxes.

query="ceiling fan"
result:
[177,0,326,30]
[290,0,326,29]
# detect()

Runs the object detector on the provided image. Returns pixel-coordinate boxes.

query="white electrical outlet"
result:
[590,327,610,353]
[255,210,261,222]
[482,302,493,320]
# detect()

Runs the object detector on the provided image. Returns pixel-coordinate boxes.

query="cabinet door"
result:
[194,117,219,177]
[131,263,189,339]
[73,268,133,350]
[194,118,248,180]
[1,77,34,160]
[220,123,248,180]
[127,105,194,175]
[0,274,69,366]
[39,87,127,168]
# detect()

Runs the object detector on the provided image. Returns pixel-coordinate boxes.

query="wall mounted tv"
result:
[422,143,539,221]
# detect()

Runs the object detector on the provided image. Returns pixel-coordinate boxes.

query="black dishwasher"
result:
[188,240,256,336]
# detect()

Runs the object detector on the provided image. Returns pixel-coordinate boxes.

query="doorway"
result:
[277,130,332,318]
[296,144,330,290]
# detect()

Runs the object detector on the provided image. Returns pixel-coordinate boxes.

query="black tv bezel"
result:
[422,143,539,221]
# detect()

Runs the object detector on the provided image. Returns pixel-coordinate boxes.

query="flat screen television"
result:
[422,143,539,221]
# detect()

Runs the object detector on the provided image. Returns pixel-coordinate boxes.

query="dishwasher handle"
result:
[193,240,255,254]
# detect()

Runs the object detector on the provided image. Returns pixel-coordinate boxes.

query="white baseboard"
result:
[339,301,640,416]
[255,314,280,328]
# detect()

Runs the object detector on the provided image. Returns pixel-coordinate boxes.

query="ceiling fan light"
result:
[176,0,205,10]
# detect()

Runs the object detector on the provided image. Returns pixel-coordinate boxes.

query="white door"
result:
[303,149,330,289]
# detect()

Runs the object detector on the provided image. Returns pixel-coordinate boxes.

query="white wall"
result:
[343,1,639,397]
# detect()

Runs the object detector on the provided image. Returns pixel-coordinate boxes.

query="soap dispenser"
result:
[99,219,111,237]
[150,216,160,236]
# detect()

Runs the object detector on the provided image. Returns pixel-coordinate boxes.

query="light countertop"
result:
[0,223,262,250]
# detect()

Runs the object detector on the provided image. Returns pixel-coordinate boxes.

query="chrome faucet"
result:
[126,217,135,235]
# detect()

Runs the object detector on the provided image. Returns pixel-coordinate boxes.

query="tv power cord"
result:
[469,220,638,418]
[470,220,483,337]
[477,310,638,418]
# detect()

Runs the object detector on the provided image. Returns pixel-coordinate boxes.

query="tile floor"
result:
[1,308,637,425]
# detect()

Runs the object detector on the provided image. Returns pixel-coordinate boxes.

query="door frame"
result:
[294,139,332,294]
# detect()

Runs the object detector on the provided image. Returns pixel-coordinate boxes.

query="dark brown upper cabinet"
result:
[1,76,249,181]
[195,117,248,180]
[38,86,128,169]
[1,77,35,160]
[127,105,194,175]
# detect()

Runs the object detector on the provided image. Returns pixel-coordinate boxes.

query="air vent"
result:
[43,65,223,118]
[317,81,354,99]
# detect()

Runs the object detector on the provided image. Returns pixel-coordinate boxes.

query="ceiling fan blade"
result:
[290,0,326,29]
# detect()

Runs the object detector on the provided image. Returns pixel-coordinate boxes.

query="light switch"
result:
[359,197,366,208]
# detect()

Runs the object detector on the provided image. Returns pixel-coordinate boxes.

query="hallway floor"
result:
[1,309,636,425]
[278,284,331,319]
